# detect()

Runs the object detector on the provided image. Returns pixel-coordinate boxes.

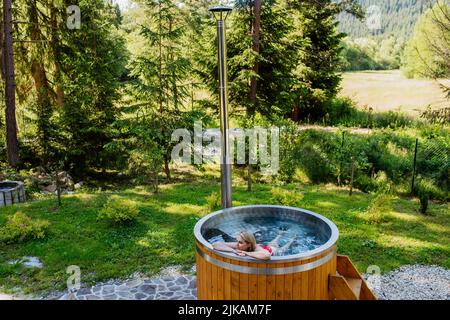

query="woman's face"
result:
[237,235,251,251]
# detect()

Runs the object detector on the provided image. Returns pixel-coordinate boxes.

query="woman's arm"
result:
[238,249,271,260]
[212,242,238,253]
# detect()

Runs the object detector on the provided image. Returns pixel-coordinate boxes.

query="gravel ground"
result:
[363,265,450,300]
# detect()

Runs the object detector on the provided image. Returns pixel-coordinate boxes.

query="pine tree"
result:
[127,0,193,180]
[56,0,127,175]
[288,0,362,121]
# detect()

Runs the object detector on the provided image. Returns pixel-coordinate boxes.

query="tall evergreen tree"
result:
[58,0,127,175]
[288,0,362,121]
[127,0,192,180]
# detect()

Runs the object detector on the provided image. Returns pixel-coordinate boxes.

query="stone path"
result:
[58,275,197,300]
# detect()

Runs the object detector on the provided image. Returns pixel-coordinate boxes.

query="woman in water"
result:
[212,230,298,260]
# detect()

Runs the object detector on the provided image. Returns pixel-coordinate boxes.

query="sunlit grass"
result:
[340,70,449,115]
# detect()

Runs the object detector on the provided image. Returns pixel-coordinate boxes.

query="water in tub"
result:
[205,216,328,256]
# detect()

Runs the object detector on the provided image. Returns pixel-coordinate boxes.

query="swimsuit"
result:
[260,245,273,255]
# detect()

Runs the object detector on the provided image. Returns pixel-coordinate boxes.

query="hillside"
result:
[337,0,437,41]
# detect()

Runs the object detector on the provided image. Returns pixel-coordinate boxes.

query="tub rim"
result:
[0,181,23,191]
[194,204,339,264]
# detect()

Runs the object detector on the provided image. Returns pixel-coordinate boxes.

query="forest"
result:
[338,0,449,71]
[0,0,447,194]
[0,0,364,175]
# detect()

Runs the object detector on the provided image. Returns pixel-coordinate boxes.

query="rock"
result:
[135,293,147,300]
[8,256,43,269]
[117,291,134,300]
[101,285,115,295]
[125,278,143,288]
[74,182,84,190]
[59,292,77,300]
[188,279,197,289]
[57,171,74,191]
[140,284,156,295]
[175,277,188,285]
[76,288,92,296]
[43,184,57,193]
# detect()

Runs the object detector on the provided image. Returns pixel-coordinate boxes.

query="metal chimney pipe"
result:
[209,6,233,209]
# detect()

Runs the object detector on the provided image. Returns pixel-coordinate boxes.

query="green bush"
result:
[0,212,50,244]
[206,192,221,212]
[98,195,140,224]
[415,177,449,202]
[354,174,378,193]
[270,187,304,207]
[363,193,394,225]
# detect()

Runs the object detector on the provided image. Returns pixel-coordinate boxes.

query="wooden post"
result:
[411,138,418,195]
[349,157,355,196]
[56,174,61,207]
[247,163,252,192]
[2,0,19,168]
[338,131,345,185]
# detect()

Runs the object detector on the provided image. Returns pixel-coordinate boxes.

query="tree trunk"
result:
[164,156,171,182]
[247,0,262,189]
[158,1,163,114]
[30,1,52,164]
[248,0,262,115]
[3,0,19,168]
[292,98,300,122]
[51,2,64,107]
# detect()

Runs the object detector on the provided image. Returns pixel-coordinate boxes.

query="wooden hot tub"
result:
[194,205,340,300]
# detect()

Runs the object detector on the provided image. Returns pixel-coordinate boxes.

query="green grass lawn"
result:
[0,182,449,295]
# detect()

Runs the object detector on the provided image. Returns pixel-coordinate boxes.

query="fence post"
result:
[411,138,418,195]
[339,131,345,185]
[56,173,62,207]
[349,157,355,196]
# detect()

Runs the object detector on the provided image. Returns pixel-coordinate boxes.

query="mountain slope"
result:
[337,0,437,40]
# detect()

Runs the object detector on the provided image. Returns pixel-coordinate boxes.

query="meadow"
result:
[340,70,450,115]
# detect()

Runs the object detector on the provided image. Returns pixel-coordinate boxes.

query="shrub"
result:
[415,177,448,202]
[294,138,334,184]
[98,196,140,224]
[354,174,378,193]
[206,192,221,212]
[270,187,304,207]
[0,212,50,244]
[363,192,394,225]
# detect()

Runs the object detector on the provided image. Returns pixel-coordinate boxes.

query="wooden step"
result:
[345,277,362,298]
[331,255,377,300]
[329,275,358,300]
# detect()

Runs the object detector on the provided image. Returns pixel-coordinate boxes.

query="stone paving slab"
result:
[58,275,197,300]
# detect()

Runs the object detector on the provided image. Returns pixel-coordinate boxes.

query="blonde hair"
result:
[238,231,256,252]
